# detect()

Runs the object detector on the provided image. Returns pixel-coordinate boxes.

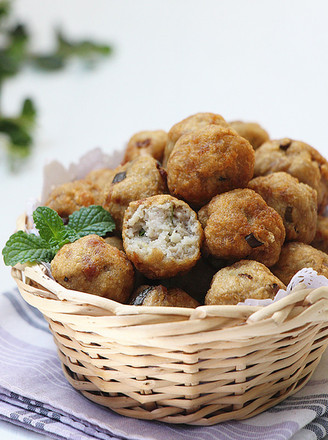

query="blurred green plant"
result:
[0,0,112,171]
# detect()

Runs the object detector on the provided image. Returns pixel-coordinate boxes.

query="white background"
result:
[1,0,328,438]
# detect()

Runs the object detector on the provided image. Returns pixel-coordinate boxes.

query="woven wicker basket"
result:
[11,245,328,426]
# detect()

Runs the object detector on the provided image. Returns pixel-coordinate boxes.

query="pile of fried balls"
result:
[47,113,328,308]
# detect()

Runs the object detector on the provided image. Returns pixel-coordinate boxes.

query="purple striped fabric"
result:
[0,287,327,440]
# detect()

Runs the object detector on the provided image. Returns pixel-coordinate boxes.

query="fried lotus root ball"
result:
[162,112,229,167]
[85,168,116,188]
[122,194,203,279]
[248,172,317,243]
[198,188,285,267]
[45,179,101,219]
[51,235,134,303]
[229,121,270,149]
[271,242,328,285]
[167,125,255,207]
[311,215,328,253]
[104,235,124,251]
[130,285,199,308]
[205,260,286,305]
[101,155,167,231]
[254,138,328,212]
[123,130,168,164]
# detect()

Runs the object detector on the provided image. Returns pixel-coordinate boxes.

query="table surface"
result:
[1,1,328,438]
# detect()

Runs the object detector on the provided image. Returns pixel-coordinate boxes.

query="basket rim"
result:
[13,262,328,325]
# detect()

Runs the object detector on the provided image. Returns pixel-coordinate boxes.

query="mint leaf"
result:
[2,230,55,266]
[2,205,115,267]
[33,206,68,243]
[67,205,115,238]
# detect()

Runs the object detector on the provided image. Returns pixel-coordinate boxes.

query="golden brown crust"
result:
[130,284,199,308]
[205,260,286,305]
[167,125,255,207]
[45,179,101,219]
[229,121,269,149]
[104,236,124,251]
[162,112,228,167]
[51,235,134,303]
[101,155,167,231]
[311,215,328,253]
[271,242,328,285]
[254,138,328,211]
[248,172,317,243]
[198,188,285,267]
[85,168,116,188]
[123,130,168,164]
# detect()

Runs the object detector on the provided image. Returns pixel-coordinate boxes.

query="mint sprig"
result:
[2,205,115,266]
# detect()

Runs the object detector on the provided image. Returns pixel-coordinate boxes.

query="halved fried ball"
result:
[205,260,286,305]
[51,235,134,303]
[122,194,203,279]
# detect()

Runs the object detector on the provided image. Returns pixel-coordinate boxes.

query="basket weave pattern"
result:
[12,261,328,426]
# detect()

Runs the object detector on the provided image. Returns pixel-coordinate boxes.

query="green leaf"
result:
[56,29,112,60]
[67,205,115,238]
[31,54,65,71]
[20,98,37,123]
[2,205,115,267]
[33,206,68,243]
[8,23,29,49]
[0,50,21,79]
[0,4,113,172]
[0,118,33,147]
[2,231,55,266]
[3,24,29,76]
[0,99,37,171]
[0,1,10,22]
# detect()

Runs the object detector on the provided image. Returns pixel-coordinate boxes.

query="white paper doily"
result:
[239,267,328,307]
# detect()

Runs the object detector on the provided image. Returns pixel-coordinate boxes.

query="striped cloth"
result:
[1,287,328,440]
